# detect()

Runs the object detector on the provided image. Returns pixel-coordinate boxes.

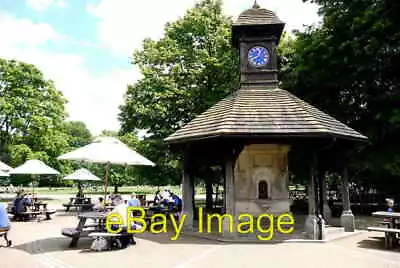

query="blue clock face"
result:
[248,46,269,67]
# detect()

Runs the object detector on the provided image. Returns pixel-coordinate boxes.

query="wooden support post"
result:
[223,153,235,235]
[305,152,319,239]
[181,153,194,231]
[341,165,355,232]
[320,170,332,223]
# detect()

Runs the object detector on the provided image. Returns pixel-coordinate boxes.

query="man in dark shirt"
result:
[12,193,28,221]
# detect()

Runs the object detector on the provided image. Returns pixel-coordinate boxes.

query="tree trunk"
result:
[114,185,118,194]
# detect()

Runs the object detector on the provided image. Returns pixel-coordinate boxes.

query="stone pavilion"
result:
[165,1,367,240]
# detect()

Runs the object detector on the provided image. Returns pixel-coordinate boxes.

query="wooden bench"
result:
[61,227,95,238]
[62,227,80,238]
[21,211,41,221]
[61,223,103,238]
[45,209,57,220]
[367,226,400,249]
[0,229,11,247]
[89,232,123,237]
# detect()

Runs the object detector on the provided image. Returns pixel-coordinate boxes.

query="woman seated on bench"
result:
[0,201,11,246]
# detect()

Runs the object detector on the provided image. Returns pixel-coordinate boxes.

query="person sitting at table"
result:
[0,201,11,246]
[171,193,182,212]
[127,193,141,217]
[23,193,33,211]
[386,198,395,212]
[127,193,141,208]
[12,192,24,221]
[161,188,171,201]
[153,190,162,205]
[76,187,84,199]
[93,197,105,211]
[25,193,33,203]
[109,195,139,247]
[12,193,32,221]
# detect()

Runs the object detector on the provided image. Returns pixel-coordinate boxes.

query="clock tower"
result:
[232,1,285,87]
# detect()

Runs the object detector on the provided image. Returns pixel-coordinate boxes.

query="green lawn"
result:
[0,185,207,205]
[33,185,206,195]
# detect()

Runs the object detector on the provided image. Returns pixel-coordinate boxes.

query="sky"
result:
[0,0,321,136]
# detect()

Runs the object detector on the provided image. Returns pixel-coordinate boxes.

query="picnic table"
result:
[62,197,93,212]
[31,201,56,220]
[62,211,109,247]
[368,211,400,249]
[62,206,179,248]
[7,201,56,221]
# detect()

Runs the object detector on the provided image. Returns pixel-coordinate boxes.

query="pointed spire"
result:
[252,0,260,9]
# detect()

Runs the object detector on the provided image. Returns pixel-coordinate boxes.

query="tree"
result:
[0,58,94,187]
[281,0,400,193]
[0,58,67,161]
[63,121,92,148]
[119,0,240,184]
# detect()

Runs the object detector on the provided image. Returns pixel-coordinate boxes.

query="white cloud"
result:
[0,12,62,47]
[88,0,321,56]
[87,0,197,57]
[26,0,68,11]
[0,12,140,135]
[0,0,321,136]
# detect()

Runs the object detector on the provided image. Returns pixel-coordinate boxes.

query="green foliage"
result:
[63,121,92,148]
[119,0,239,184]
[282,0,400,192]
[0,58,95,186]
[0,59,67,151]
[9,144,32,166]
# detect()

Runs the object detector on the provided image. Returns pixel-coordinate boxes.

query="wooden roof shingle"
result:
[165,87,368,143]
[232,4,284,26]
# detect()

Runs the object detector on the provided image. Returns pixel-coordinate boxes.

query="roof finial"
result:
[252,0,260,8]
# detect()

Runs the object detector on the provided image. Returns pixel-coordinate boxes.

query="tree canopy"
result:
[0,58,95,186]
[119,0,240,185]
[281,0,400,192]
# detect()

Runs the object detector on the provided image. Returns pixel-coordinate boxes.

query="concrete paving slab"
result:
[1,211,400,268]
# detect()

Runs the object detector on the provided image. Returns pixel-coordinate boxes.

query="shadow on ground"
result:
[11,230,290,256]
[13,236,93,254]
[11,232,228,255]
[357,236,400,252]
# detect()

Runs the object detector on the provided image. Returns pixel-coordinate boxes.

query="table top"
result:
[33,202,47,205]
[78,211,110,219]
[372,211,400,218]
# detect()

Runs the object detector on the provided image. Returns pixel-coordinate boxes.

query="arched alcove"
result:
[258,180,269,199]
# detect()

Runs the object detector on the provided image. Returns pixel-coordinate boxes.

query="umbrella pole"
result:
[104,163,110,202]
[32,174,35,195]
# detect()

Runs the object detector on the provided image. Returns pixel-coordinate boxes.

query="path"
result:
[1,212,400,268]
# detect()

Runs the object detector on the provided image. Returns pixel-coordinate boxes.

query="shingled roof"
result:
[165,2,367,145]
[165,87,367,143]
[232,4,284,26]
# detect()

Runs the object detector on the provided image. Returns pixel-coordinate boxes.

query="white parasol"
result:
[0,160,12,172]
[0,169,9,177]
[63,168,101,181]
[9,159,60,194]
[57,136,155,199]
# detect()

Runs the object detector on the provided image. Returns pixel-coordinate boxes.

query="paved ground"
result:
[1,208,400,268]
